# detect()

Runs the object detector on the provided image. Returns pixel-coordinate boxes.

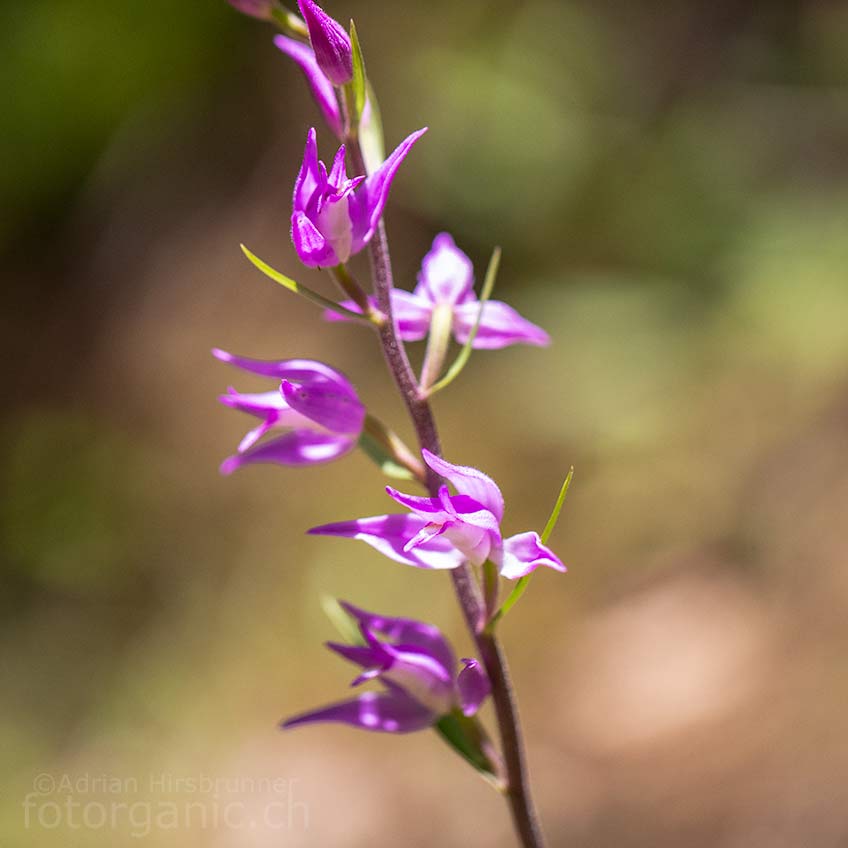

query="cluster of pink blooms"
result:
[219,0,565,737]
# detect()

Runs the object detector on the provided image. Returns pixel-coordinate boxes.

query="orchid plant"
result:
[217,2,571,845]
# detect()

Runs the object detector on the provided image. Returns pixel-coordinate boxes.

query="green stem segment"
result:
[419,303,454,391]
[331,264,384,323]
[346,137,547,848]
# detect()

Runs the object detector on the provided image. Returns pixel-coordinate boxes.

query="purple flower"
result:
[309,450,565,579]
[213,348,365,473]
[282,602,491,733]
[226,0,274,20]
[297,0,352,86]
[291,127,426,268]
[325,233,550,349]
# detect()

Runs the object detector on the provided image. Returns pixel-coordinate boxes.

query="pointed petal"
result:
[281,378,365,435]
[498,531,566,580]
[416,233,475,305]
[281,690,435,733]
[392,289,433,340]
[236,418,275,453]
[325,641,382,669]
[308,514,466,570]
[212,349,350,383]
[349,128,427,252]
[291,210,340,268]
[327,143,348,187]
[273,36,343,138]
[385,486,450,519]
[457,658,491,716]
[421,450,505,522]
[297,0,353,86]
[338,602,456,673]
[292,128,323,212]
[452,300,550,349]
[220,431,354,474]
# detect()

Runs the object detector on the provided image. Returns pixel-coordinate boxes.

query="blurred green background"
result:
[2,0,848,845]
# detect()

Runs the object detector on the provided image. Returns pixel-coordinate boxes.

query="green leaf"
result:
[427,246,501,396]
[541,466,573,545]
[240,245,372,325]
[349,20,367,125]
[434,712,503,789]
[320,596,364,645]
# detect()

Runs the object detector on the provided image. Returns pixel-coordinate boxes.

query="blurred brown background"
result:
[2,0,848,845]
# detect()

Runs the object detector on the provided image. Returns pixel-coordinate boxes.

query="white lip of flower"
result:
[317,194,353,264]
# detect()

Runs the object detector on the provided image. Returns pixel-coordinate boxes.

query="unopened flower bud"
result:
[297,0,353,85]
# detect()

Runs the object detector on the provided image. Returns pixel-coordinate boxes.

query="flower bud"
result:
[297,0,353,86]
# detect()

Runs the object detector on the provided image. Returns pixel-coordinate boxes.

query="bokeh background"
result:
[3,0,848,845]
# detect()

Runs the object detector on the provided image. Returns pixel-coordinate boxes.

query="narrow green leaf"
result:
[427,246,501,396]
[240,245,372,325]
[320,596,364,645]
[541,467,573,545]
[349,20,367,125]
[492,575,530,624]
[489,469,573,627]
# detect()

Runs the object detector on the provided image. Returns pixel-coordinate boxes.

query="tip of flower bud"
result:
[297,0,353,86]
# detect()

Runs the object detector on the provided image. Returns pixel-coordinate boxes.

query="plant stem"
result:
[348,141,547,848]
